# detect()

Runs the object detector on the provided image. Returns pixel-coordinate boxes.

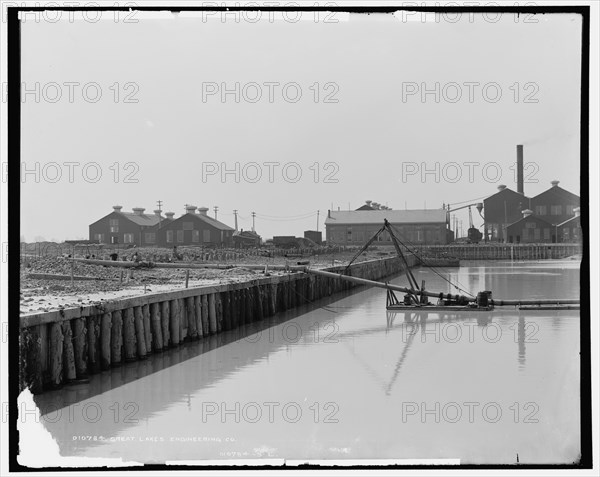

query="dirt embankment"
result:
[20,247,395,315]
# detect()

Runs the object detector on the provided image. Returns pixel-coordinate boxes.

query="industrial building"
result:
[89,205,234,247]
[483,145,580,242]
[154,206,234,247]
[89,205,175,246]
[325,203,450,245]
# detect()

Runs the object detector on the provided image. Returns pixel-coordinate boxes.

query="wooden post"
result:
[179,298,187,341]
[87,315,101,374]
[100,312,112,370]
[150,303,163,352]
[123,308,137,361]
[222,291,231,331]
[142,304,152,352]
[201,294,210,336]
[49,322,64,387]
[111,309,123,366]
[187,296,198,339]
[170,299,180,346]
[72,317,88,378]
[194,295,203,337]
[231,290,239,329]
[19,326,43,394]
[215,292,223,332]
[160,301,170,348]
[185,269,190,288]
[208,293,217,334]
[61,321,76,383]
[270,283,278,315]
[134,306,147,358]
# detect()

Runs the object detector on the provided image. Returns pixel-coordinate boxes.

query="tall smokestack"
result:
[516,144,524,195]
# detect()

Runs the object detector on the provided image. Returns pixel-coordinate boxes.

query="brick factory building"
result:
[484,181,580,243]
[89,204,234,247]
[325,202,450,245]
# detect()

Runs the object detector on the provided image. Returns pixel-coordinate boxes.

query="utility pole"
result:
[316,210,320,231]
[214,206,219,220]
[233,210,238,231]
[157,200,163,228]
[251,212,256,232]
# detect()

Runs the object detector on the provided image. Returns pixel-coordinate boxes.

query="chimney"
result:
[113,205,123,212]
[497,184,507,191]
[154,210,162,217]
[165,212,175,219]
[516,144,524,195]
[185,205,197,214]
[573,207,580,217]
[365,200,372,207]
[551,180,560,187]
[522,209,533,218]
[132,207,145,215]
[372,202,380,209]
[198,207,209,216]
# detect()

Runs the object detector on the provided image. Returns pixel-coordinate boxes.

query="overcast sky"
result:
[19,10,582,241]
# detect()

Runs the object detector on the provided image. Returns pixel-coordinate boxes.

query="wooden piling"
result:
[134,306,147,358]
[72,317,88,377]
[100,312,112,370]
[187,296,198,339]
[49,322,64,387]
[111,309,123,366]
[142,304,152,352]
[222,291,231,331]
[161,301,170,348]
[87,315,101,373]
[123,308,137,361]
[19,326,43,394]
[255,286,264,321]
[202,294,210,336]
[150,303,163,352]
[215,293,223,332]
[208,293,217,334]
[194,295,203,337]
[169,299,180,346]
[179,298,187,341]
[61,321,76,383]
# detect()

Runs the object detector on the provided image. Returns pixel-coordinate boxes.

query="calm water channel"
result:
[33,260,581,465]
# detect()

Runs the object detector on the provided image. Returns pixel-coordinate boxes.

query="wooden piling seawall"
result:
[19,256,413,394]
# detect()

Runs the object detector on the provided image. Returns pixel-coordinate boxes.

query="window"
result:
[145,233,155,244]
[522,228,529,240]
[535,205,547,215]
[109,218,119,233]
[416,230,423,242]
[550,205,562,216]
[562,228,570,240]
[543,228,550,241]
[93,233,104,243]
[183,222,194,231]
[123,233,134,244]
[525,222,536,229]
[192,230,200,243]
[534,228,541,240]
[346,227,352,242]
[177,230,184,243]
[203,230,211,242]
[166,230,173,243]
[566,205,574,215]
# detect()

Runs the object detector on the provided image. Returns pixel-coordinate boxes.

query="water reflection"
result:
[32,261,580,464]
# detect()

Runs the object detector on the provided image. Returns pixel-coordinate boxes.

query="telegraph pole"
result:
[251,211,256,232]
[157,200,163,228]
[233,210,238,231]
[214,206,219,220]
[316,210,320,231]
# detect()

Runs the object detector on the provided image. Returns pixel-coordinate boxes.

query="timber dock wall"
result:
[416,243,582,261]
[19,256,414,394]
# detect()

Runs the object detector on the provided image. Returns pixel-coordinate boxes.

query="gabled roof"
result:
[530,185,580,203]
[484,187,529,203]
[507,214,553,228]
[167,213,234,231]
[325,209,447,225]
[119,212,162,227]
[89,210,162,227]
[557,215,581,227]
